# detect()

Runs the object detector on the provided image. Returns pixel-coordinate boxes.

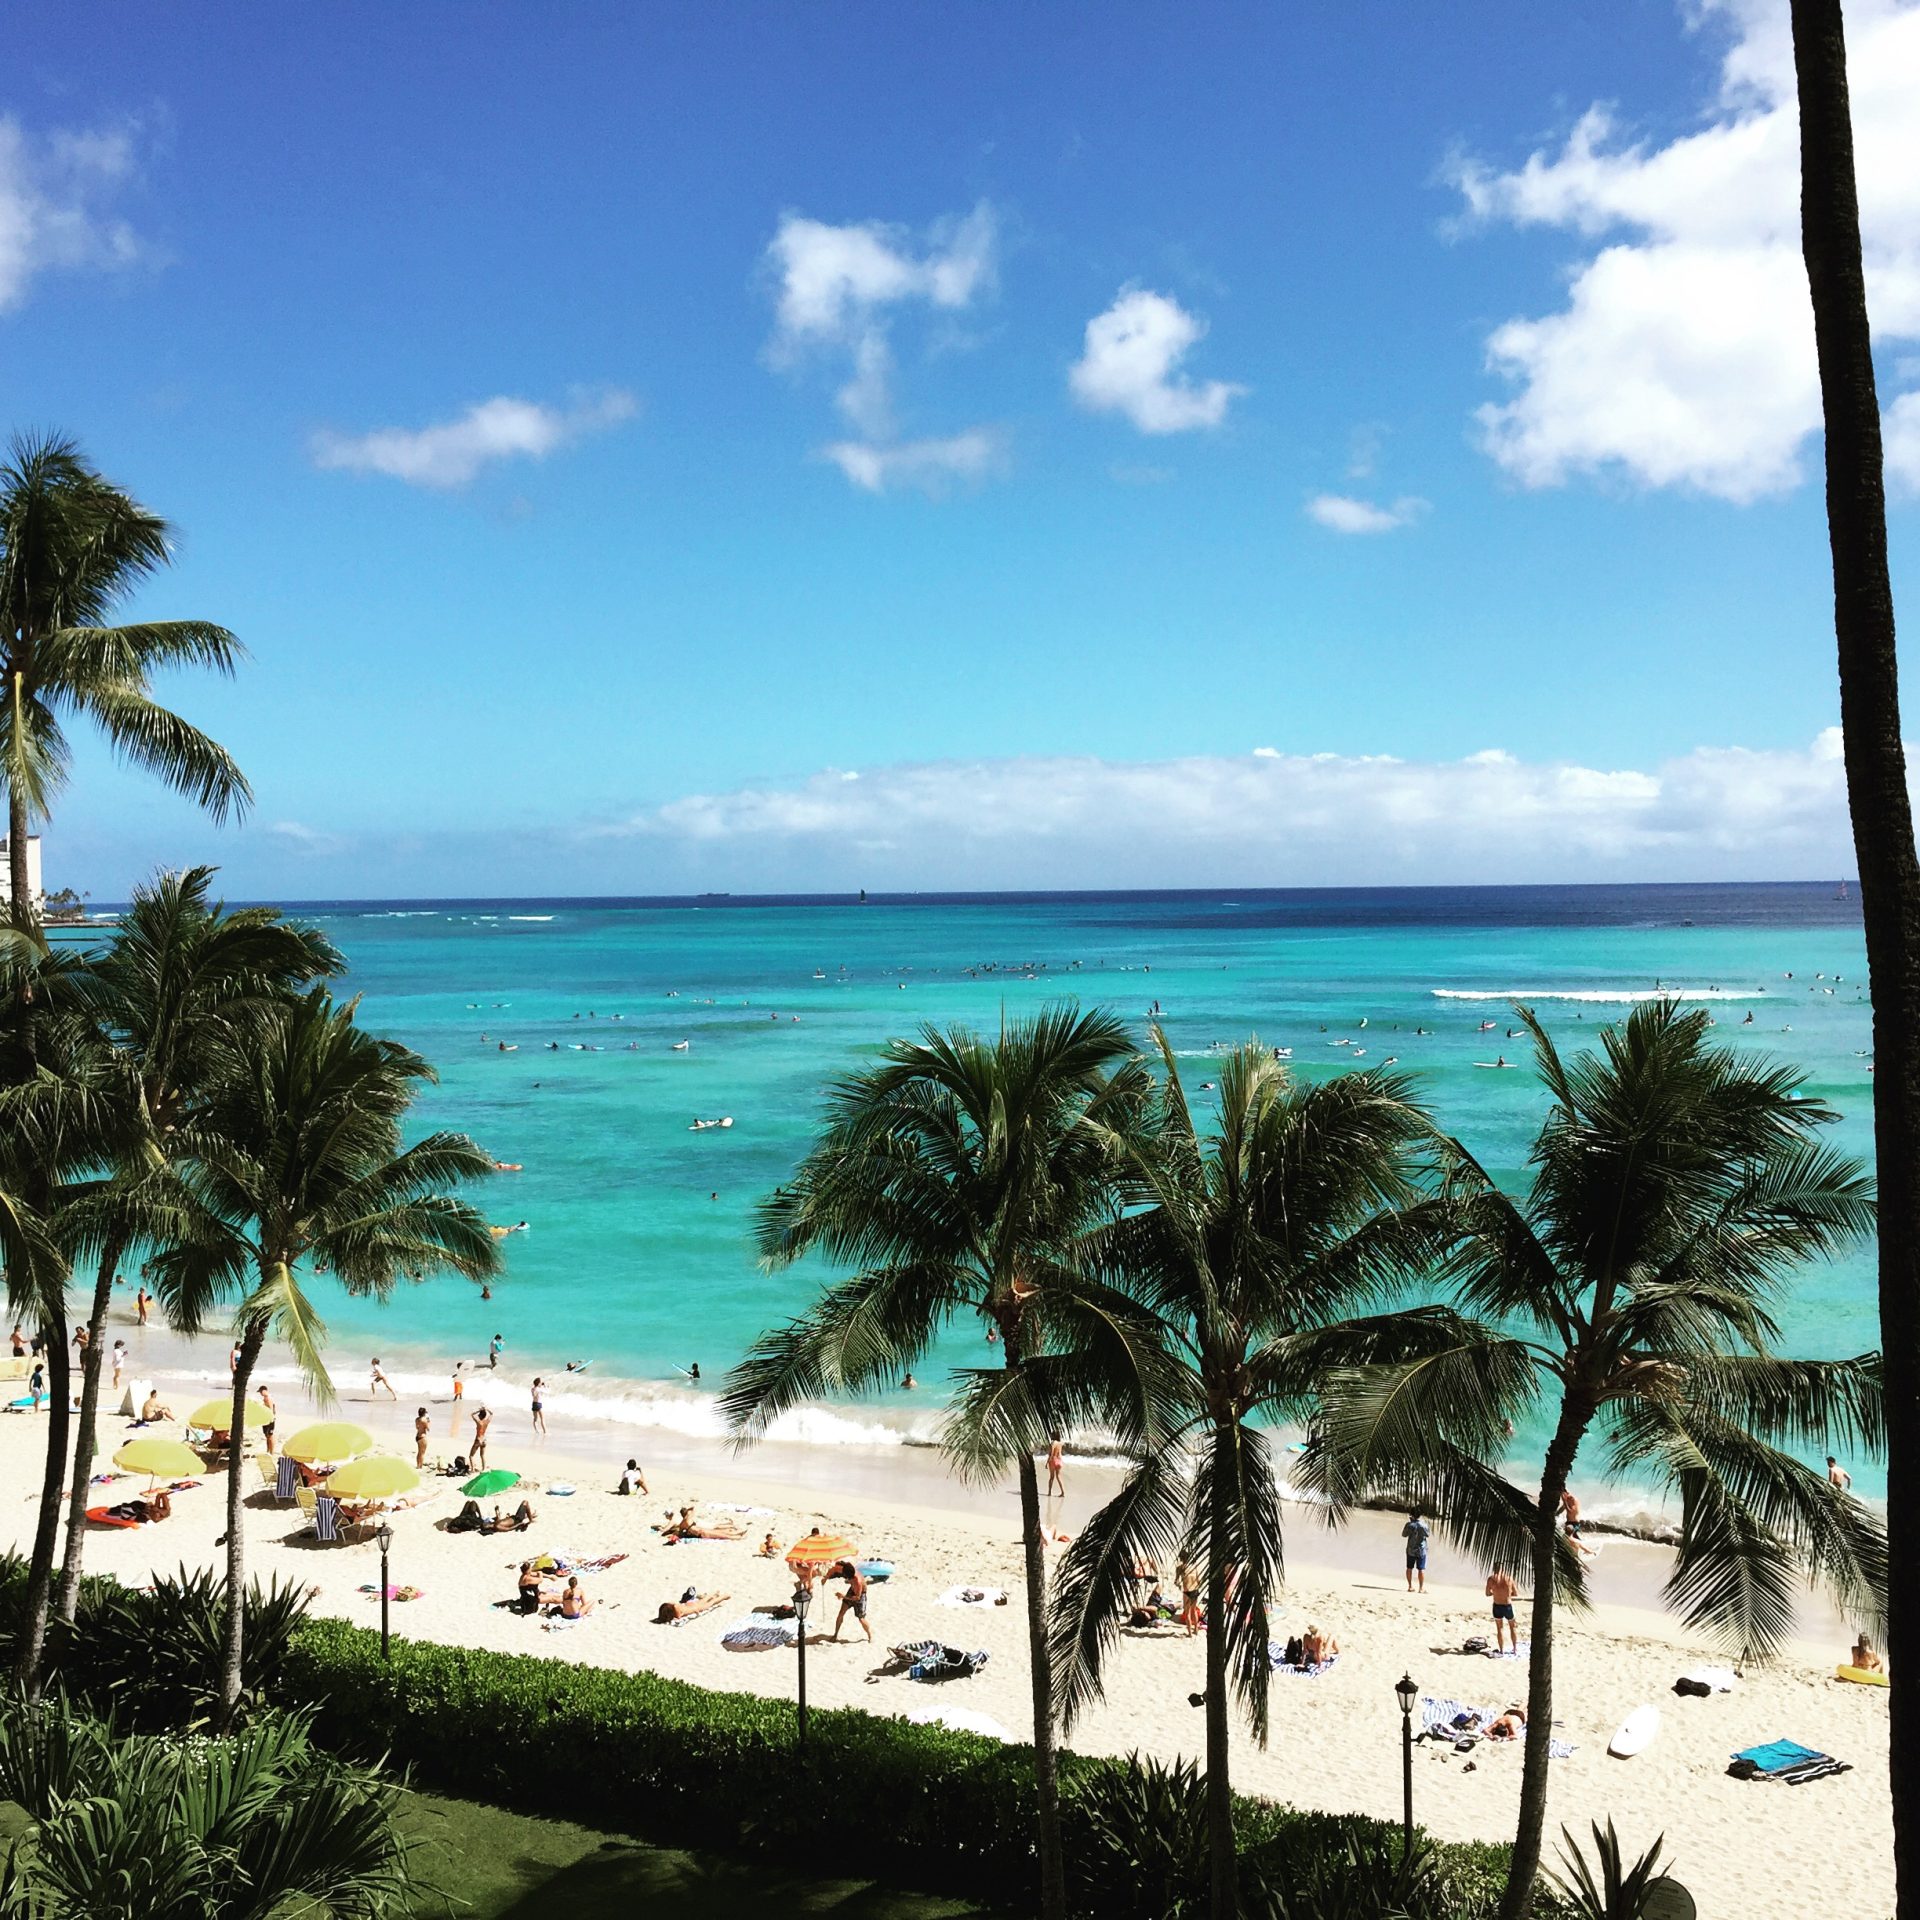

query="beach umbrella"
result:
[283,1422,374,1464]
[460,1469,520,1498]
[112,1438,202,1482]
[785,1531,857,1572]
[325,1456,421,1501]
[187,1396,273,1431]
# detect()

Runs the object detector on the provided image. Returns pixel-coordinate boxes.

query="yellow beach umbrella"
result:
[325,1456,420,1501]
[283,1422,374,1464]
[187,1397,272,1431]
[112,1438,202,1481]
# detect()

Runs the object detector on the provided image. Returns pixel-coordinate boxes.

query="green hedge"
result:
[281,1617,1518,1914]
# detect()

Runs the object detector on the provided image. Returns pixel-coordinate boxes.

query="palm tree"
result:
[157,988,499,1726]
[53,868,341,1626]
[1050,1040,1445,1920]
[1789,5,1920,1907]
[721,1004,1161,1920]
[0,432,251,933]
[1312,1002,1886,1920]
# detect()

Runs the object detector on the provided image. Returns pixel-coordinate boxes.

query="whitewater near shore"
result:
[12,1322,1892,1920]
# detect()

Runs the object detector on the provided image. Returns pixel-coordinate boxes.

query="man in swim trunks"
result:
[1402,1510,1430,1593]
[827,1559,871,1643]
[1486,1563,1519,1652]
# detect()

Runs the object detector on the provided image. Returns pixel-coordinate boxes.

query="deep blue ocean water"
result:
[121,883,1881,1508]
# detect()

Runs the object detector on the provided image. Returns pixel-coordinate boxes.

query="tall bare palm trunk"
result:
[1790,6,1919,1910]
[1204,1472,1237,1920]
[56,1242,124,1622]
[17,1314,70,1695]
[215,1310,268,1730]
[1498,1404,1585,1920]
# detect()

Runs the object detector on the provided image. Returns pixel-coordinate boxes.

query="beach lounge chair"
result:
[295,1485,320,1533]
[274,1454,300,1502]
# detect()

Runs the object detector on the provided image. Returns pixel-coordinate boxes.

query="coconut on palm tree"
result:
[1312,1002,1886,1920]
[722,1004,1162,1920]
[0,432,251,934]
[155,987,499,1724]
[1051,1038,1445,1920]
[53,868,340,1626]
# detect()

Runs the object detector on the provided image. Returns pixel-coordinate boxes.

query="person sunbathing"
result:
[139,1392,174,1423]
[655,1589,730,1624]
[1487,1704,1527,1741]
[663,1505,743,1541]
[480,1500,536,1535]
[1298,1624,1339,1667]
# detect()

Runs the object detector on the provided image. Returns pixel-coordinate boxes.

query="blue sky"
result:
[6,0,1919,897]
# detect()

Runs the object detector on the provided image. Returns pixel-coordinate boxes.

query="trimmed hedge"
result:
[281,1616,1521,1915]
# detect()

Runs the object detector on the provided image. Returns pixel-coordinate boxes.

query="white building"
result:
[0,837,44,907]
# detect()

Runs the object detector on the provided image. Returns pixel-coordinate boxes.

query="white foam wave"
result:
[1431,987,1765,1003]
[509,915,555,922]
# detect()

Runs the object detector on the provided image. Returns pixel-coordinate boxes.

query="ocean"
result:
[127,882,1882,1515]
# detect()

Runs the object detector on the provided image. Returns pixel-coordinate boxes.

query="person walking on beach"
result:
[827,1560,871,1643]
[414,1406,431,1468]
[1045,1431,1065,1497]
[110,1340,127,1392]
[1486,1563,1519,1653]
[451,1361,465,1404]
[1402,1510,1430,1593]
[530,1376,546,1437]
[257,1384,276,1454]
[370,1357,396,1401]
[7,1327,21,1358]
[471,1405,491,1468]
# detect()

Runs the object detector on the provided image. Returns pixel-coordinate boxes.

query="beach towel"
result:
[1422,1697,1573,1759]
[1682,1665,1738,1692]
[1729,1738,1850,1784]
[1267,1643,1339,1677]
[276,1454,299,1501]
[84,1506,141,1530]
[1483,1642,1529,1660]
[314,1494,341,1544]
[359,1583,425,1602]
[574,1553,628,1574]
[937,1585,1009,1608]
[896,1639,989,1683]
[721,1618,798,1650]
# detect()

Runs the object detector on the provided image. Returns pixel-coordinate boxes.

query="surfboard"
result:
[1608,1704,1660,1757]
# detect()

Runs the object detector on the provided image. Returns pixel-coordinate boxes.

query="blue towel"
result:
[1734,1738,1826,1775]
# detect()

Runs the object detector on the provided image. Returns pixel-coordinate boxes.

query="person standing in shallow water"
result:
[1402,1509,1430,1593]
[1046,1432,1065,1497]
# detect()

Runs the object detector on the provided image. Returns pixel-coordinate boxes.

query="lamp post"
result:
[1394,1672,1418,1860]
[375,1521,395,1662]
[791,1576,813,1753]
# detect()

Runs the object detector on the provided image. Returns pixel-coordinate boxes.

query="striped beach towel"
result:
[276,1454,299,1501]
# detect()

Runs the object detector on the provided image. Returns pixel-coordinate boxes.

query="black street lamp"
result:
[375,1521,395,1661]
[1394,1672,1419,1859]
[792,1577,813,1753]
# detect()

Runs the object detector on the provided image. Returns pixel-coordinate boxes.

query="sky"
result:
[6,0,1920,899]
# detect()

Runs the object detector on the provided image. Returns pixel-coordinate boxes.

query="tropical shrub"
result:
[1068,1753,1212,1917]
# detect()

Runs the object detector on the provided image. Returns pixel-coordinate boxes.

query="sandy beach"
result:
[17,1320,1893,1920]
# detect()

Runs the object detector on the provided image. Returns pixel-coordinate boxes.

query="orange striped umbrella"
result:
[785,1531,857,1572]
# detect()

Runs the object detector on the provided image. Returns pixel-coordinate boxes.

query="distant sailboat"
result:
[1836,879,1851,902]
[859,887,868,905]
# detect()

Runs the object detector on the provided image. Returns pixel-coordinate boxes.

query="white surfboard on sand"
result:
[1609,1704,1660,1758]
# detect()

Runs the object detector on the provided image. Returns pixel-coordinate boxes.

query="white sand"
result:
[15,1331,1894,1920]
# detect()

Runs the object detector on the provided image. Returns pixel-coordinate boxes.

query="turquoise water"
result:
[207,884,1880,1506]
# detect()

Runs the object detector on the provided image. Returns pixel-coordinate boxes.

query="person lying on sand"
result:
[1486,1704,1526,1741]
[660,1504,744,1541]
[655,1590,730,1624]
[480,1500,536,1535]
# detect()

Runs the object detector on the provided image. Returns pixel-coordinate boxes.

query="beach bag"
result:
[1462,1635,1489,1654]
[451,1454,469,1476]
[1673,1677,1712,1697]
[1282,1635,1304,1667]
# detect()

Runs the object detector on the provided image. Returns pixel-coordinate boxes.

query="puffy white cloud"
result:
[1306,493,1429,534]
[1887,388,1920,490]
[1457,0,1920,501]
[820,429,1006,496]
[763,204,1000,486]
[1069,287,1246,434]
[588,731,1860,887]
[311,389,635,489]
[0,117,145,311]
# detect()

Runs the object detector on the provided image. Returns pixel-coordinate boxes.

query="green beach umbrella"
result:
[187,1396,272,1431]
[283,1422,374,1464]
[460,1469,520,1499]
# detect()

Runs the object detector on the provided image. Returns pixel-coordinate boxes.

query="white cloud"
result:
[1069,287,1246,434]
[1306,493,1429,534]
[820,429,1006,496]
[1457,0,1920,501]
[0,117,145,311]
[311,389,635,489]
[763,204,1000,486]
[1888,388,1920,490]
[587,731,1860,887]
[267,820,347,857]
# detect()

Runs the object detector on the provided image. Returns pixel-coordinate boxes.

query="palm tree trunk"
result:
[6,780,34,939]
[1790,8,1920,1913]
[1204,1480,1237,1920]
[215,1311,267,1730]
[1016,1444,1069,1920]
[55,1240,123,1623]
[16,1313,71,1696]
[1497,1403,1586,1920]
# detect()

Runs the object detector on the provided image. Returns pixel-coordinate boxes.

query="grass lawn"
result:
[403,1790,998,1918]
